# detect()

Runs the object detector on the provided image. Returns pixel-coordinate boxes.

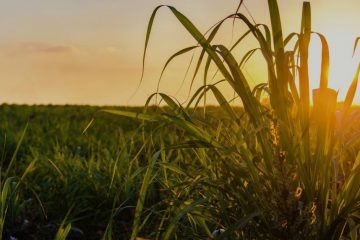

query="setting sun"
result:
[307,31,360,102]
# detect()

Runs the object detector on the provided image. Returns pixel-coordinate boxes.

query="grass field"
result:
[2,0,360,239]
[1,103,360,239]
[0,105,150,239]
[0,104,247,239]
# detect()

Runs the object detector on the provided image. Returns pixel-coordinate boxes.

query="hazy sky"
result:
[0,0,360,105]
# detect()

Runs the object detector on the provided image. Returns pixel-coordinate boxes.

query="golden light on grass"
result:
[295,187,303,198]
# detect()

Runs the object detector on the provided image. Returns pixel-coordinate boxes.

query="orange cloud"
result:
[22,42,74,54]
[1,42,74,57]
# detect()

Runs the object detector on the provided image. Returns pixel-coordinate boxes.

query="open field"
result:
[0,104,245,239]
[1,104,360,239]
[0,105,149,239]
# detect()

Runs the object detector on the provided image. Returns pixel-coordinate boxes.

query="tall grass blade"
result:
[141,5,164,84]
[298,1,312,176]
[314,33,330,89]
[157,46,198,94]
[353,37,360,57]
[5,123,28,179]
[130,150,159,240]
[103,109,157,121]
[162,198,207,240]
[267,0,289,116]
[341,63,360,120]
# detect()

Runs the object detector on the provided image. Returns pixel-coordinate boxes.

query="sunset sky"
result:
[0,0,360,105]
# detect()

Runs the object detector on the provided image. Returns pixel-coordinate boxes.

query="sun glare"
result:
[308,31,359,102]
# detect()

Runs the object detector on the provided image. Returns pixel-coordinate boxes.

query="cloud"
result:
[21,42,74,54]
[0,42,75,56]
[0,41,141,79]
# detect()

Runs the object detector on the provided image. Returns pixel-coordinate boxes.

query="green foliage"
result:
[106,0,360,239]
[0,105,164,239]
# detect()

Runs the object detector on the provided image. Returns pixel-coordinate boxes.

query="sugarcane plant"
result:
[107,0,360,239]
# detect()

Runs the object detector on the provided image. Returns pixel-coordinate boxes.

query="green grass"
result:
[0,105,164,239]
